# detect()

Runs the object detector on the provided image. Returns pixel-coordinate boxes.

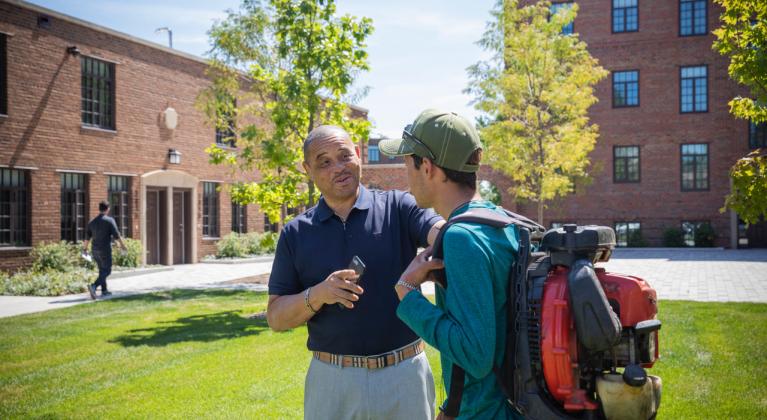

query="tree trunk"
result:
[538,200,544,226]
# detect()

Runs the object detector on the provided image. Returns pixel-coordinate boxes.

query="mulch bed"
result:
[221,272,270,285]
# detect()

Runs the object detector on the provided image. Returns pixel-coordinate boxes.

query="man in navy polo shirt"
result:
[267,125,444,420]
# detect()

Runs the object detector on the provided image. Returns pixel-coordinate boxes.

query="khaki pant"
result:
[304,350,435,420]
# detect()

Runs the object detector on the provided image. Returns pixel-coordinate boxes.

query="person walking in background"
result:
[82,200,127,299]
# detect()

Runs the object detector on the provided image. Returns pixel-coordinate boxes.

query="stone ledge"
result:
[200,255,274,264]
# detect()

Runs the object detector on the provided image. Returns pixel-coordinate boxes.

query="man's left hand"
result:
[400,246,444,287]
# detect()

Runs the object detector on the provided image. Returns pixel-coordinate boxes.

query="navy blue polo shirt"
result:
[86,214,120,254]
[268,186,442,356]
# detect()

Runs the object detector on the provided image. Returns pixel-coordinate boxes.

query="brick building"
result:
[364,0,767,248]
[0,0,368,271]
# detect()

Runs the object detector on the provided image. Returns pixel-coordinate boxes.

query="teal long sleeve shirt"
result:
[397,201,523,419]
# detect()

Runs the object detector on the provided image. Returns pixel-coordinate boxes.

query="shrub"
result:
[217,233,247,258]
[0,268,96,297]
[113,238,143,268]
[244,232,263,255]
[627,229,648,247]
[663,228,685,247]
[694,223,717,247]
[258,232,278,254]
[31,241,79,272]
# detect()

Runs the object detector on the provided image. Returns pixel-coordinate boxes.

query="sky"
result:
[27,0,497,138]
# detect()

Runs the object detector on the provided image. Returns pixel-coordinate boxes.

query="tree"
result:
[198,0,373,227]
[466,0,608,224]
[713,0,767,225]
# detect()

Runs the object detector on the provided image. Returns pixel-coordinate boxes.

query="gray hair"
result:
[303,125,352,162]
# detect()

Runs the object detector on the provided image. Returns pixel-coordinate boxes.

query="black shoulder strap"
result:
[435,208,541,418]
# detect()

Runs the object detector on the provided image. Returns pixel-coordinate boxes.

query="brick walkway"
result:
[601,248,767,303]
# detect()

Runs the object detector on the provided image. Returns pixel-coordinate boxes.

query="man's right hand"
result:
[309,269,364,309]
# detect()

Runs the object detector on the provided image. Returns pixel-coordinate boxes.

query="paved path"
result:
[0,262,272,318]
[600,248,767,303]
[2,248,766,318]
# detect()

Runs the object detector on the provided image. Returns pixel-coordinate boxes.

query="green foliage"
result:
[0,268,96,297]
[199,0,373,225]
[478,180,502,205]
[627,229,648,247]
[216,232,278,258]
[217,233,248,258]
[663,228,686,247]
[466,0,608,223]
[694,223,717,247]
[30,241,79,272]
[714,0,767,223]
[723,149,767,225]
[112,238,143,268]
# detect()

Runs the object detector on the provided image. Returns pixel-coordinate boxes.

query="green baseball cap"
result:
[378,109,483,173]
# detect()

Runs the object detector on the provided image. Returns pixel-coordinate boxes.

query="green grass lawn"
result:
[0,290,765,419]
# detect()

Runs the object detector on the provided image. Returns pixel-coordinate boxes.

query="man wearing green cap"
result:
[380,109,523,419]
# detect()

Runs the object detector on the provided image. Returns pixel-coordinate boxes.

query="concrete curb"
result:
[200,255,274,264]
[110,266,174,279]
[614,247,725,251]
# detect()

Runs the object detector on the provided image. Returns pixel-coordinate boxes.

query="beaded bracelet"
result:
[396,279,419,291]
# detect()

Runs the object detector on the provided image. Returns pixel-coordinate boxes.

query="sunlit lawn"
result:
[0,290,765,418]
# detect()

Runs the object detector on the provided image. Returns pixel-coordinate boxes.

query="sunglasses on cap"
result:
[402,128,436,161]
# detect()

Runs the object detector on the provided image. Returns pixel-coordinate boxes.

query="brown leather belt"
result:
[312,340,425,370]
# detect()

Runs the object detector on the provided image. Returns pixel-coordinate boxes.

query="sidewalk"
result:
[2,248,766,318]
[0,261,272,318]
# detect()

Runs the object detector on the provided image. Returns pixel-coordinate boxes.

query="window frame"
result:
[612,0,639,34]
[614,221,642,247]
[680,143,710,191]
[681,220,710,247]
[107,175,131,238]
[80,56,116,131]
[550,2,575,35]
[215,97,237,148]
[0,168,30,247]
[612,69,640,108]
[231,200,247,234]
[368,145,380,162]
[679,65,708,114]
[748,120,767,150]
[613,145,641,183]
[60,173,88,242]
[202,182,220,238]
[679,0,708,37]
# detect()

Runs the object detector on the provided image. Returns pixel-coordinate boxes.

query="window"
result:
[0,169,29,246]
[680,0,707,36]
[231,201,247,234]
[682,221,711,246]
[614,146,640,183]
[550,2,574,35]
[613,0,638,33]
[680,66,707,113]
[749,121,767,150]
[368,145,380,162]
[613,70,639,107]
[61,173,88,242]
[614,222,641,247]
[681,143,708,191]
[215,96,236,148]
[264,213,279,233]
[108,176,130,238]
[81,56,115,130]
[0,33,7,115]
[202,182,219,237]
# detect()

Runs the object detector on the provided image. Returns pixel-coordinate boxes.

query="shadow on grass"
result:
[110,309,269,347]
[107,288,265,304]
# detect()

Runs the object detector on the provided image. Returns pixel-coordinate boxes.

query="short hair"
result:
[303,125,352,162]
[412,149,482,190]
[99,201,110,212]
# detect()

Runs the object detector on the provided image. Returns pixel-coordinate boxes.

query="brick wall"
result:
[0,2,272,270]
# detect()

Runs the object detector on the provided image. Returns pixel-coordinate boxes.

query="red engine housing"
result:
[540,266,659,411]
